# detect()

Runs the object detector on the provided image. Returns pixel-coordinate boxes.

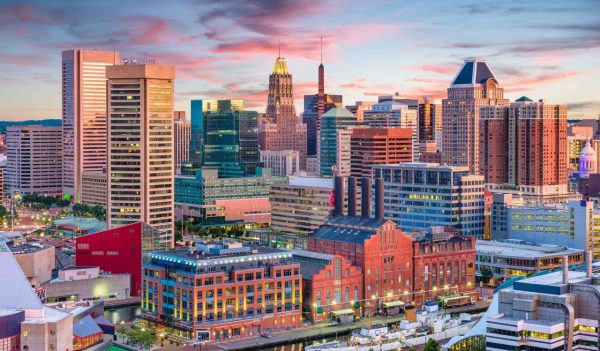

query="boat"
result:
[305,310,480,351]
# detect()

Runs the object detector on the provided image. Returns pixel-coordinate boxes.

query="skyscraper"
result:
[106,64,175,248]
[480,97,569,203]
[319,107,359,177]
[189,99,244,170]
[442,59,508,173]
[61,49,120,201]
[189,100,258,177]
[173,111,190,175]
[259,56,307,167]
[302,58,343,156]
[418,101,442,143]
[6,125,62,196]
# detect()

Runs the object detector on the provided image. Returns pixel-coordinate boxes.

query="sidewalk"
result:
[217,314,407,350]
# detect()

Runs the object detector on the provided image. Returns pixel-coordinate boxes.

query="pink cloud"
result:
[339,78,367,89]
[506,71,580,91]
[529,54,568,64]
[411,64,456,75]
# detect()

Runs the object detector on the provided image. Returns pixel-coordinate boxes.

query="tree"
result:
[117,326,128,342]
[480,267,493,284]
[0,205,8,220]
[72,203,91,217]
[90,205,106,220]
[424,338,441,351]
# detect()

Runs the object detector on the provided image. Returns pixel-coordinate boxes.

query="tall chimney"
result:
[348,176,357,217]
[375,177,384,220]
[334,176,344,217]
[361,177,371,219]
[562,255,569,284]
[587,251,593,278]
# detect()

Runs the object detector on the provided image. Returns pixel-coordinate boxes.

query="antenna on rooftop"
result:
[320,35,323,64]
[278,38,281,58]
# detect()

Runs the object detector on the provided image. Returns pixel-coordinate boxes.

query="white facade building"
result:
[260,150,300,176]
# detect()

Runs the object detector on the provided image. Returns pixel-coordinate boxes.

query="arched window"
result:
[334,258,342,277]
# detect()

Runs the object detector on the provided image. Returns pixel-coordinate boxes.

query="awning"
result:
[331,309,355,316]
[383,300,405,308]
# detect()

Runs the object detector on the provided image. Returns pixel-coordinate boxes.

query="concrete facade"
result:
[5,125,63,196]
[62,49,120,201]
[80,171,107,207]
[106,64,175,248]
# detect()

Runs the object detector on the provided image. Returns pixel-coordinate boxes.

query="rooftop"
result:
[272,57,289,75]
[321,107,356,119]
[8,241,52,254]
[476,240,583,259]
[288,176,333,189]
[451,59,496,86]
[149,244,292,268]
[311,216,391,244]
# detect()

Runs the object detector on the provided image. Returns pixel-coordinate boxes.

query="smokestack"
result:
[562,255,569,284]
[361,177,371,219]
[334,176,344,217]
[348,176,357,217]
[375,177,384,220]
[587,251,593,278]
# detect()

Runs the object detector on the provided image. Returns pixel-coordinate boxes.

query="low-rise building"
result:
[476,240,584,285]
[76,222,166,297]
[1,240,73,351]
[486,258,600,351]
[413,227,477,304]
[291,250,362,322]
[8,239,55,288]
[41,266,131,302]
[269,176,333,236]
[141,241,302,343]
[491,194,600,259]
[175,168,286,228]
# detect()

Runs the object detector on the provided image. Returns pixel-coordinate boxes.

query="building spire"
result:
[278,37,281,58]
[320,36,323,64]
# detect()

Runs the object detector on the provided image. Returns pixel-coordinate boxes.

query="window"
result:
[334,259,342,277]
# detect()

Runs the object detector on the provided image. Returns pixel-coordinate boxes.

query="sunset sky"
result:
[1,0,599,120]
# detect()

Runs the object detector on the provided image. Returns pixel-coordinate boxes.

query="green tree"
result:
[117,326,128,342]
[0,205,8,220]
[90,205,106,220]
[424,338,441,351]
[71,203,91,217]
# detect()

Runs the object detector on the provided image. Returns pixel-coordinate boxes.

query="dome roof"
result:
[580,140,597,157]
[272,57,289,75]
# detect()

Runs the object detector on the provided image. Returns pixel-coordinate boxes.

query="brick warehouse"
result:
[307,176,477,314]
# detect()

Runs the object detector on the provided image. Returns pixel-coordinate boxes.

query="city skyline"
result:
[1,0,599,121]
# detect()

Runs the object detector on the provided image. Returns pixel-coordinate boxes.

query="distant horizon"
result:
[1,0,599,121]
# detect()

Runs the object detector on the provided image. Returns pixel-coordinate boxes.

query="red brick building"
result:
[141,242,302,343]
[308,215,414,314]
[350,127,413,179]
[292,250,363,322]
[412,227,476,305]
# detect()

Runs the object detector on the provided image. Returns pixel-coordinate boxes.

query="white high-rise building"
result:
[62,49,120,201]
[6,125,62,196]
[106,64,176,248]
